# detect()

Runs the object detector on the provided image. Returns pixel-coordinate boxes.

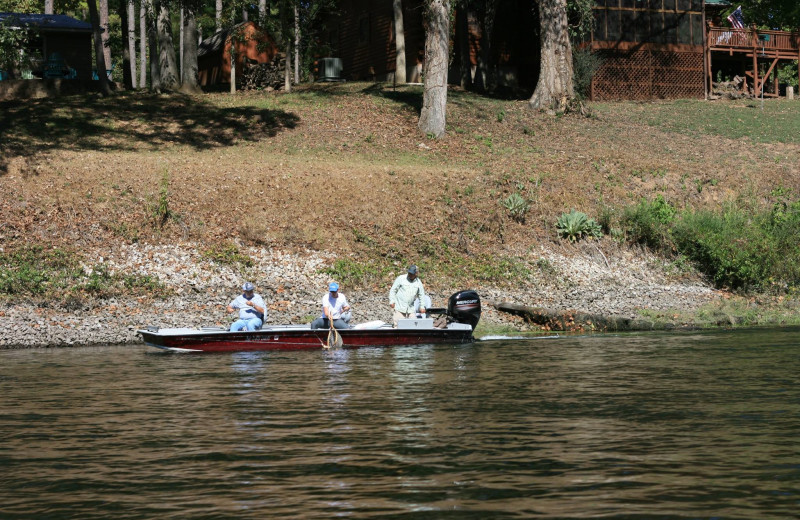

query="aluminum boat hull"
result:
[137,323,474,352]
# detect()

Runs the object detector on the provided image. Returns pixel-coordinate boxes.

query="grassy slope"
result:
[1,83,799,294]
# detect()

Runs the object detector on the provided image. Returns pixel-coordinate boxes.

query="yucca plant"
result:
[501,193,529,222]
[556,209,603,242]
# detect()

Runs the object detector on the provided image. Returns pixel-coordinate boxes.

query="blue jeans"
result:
[230,317,262,331]
[311,317,349,330]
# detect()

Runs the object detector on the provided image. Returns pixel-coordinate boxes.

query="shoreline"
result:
[0,241,747,349]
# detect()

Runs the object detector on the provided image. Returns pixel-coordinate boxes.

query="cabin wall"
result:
[589,0,705,100]
[198,22,278,86]
[42,32,92,80]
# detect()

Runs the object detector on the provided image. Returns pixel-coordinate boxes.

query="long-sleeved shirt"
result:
[389,275,426,314]
[229,293,266,321]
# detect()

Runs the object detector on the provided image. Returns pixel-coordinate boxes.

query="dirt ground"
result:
[1,83,799,292]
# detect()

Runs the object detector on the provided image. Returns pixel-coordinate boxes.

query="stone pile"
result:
[0,242,720,348]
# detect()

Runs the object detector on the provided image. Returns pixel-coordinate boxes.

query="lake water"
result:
[1,329,799,519]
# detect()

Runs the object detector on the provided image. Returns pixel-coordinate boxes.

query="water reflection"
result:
[1,329,799,518]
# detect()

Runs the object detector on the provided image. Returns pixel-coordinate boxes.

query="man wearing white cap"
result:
[311,282,351,330]
[227,282,266,331]
[389,264,426,327]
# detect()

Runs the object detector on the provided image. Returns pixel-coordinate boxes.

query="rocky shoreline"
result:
[0,242,723,349]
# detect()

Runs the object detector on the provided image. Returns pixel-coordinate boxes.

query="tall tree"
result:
[119,0,133,88]
[140,0,147,87]
[99,0,112,78]
[127,0,137,88]
[180,2,201,93]
[216,0,223,31]
[158,1,180,89]
[147,0,161,92]
[418,0,450,138]
[87,0,112,95]
[529,0,573,111]
[392,0,406,84]
[44,0,52,14]
[294,3,300,83]
[453,3,471,89]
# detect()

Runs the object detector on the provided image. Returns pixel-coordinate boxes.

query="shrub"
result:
[672,204,775,291]
[501,192,529,222]
[556,209,603,242]
[572,47,603,100]
[620,195,676,251]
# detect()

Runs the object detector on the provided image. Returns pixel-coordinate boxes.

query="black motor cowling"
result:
[447,290,481,329]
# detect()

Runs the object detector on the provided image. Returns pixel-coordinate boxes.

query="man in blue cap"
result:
[311,281,351,329]
[389,264,426,327]
[227,282,266,331]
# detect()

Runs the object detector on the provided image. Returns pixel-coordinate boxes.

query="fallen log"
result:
[487,301,665,332]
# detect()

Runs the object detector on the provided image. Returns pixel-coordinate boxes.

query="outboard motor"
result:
[447,290,481,329]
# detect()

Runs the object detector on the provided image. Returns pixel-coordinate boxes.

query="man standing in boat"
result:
[311,282,351,330]
[227,282,266,331]
[389,265,427,327]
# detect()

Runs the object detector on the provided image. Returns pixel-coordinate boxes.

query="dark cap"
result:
[407,265,418,274]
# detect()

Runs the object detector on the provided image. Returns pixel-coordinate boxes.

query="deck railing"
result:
[709,27,800,54]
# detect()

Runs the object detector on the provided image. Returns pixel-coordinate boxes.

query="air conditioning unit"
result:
[317,57,343,81]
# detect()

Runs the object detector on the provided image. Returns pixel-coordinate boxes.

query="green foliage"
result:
[572,47,603,100]
[151,169,174,228]
[0,245,169,299]
[620,195,676,250]
[501,192,530,222]
[0,15,38,76]
[202,243,254,267]
[320,259,391,288]
[556,210,603,242]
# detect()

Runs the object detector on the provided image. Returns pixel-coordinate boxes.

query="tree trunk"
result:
[147,0,161,92]
[158,2,180,90]
[87,0,112,95]
[100,0,112,79]
[294,4,300,84]
[179,8,184,78]
[140,0,147,88]
[392,0,407,84]
[180,7,201,94]
[529,0,574,111]
[44,0,53,15]
[128,0,137,88]
[216,0,223,32]
[418,0,450,138]
[474,0,496,93]
[259,0,266,25]
[455,5,471,89]
[284,39,292,92]
[119,0,133,89]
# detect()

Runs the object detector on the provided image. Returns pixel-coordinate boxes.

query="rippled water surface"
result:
[2,329,799,519]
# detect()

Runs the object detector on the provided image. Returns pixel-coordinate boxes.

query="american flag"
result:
[728,6,745,29]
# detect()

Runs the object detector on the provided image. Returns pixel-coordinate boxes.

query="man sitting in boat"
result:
[311,282,351,330]
[389,264,427,327]
[227,282,266,331]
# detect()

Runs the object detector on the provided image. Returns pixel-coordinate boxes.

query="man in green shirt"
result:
[389,264,427,327]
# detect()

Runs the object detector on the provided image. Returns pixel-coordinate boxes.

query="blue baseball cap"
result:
[242,282,255,291]
[328,282,339,292]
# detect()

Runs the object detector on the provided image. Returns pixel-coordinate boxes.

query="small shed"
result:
[0,12,92,80]
[198,21,278,87]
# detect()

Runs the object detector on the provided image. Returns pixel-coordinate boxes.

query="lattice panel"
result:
[592,50,704,101]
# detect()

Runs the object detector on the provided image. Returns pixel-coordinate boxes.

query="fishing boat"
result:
[137,290,481,353]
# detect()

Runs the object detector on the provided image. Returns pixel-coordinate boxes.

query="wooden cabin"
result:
[198,21,278,87]
[0,12,92,80]
[705,0,800,98]
[587,1,707,100]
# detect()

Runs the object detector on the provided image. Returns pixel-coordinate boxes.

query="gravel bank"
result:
[0,242,721,348]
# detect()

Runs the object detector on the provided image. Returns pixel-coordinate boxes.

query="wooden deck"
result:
[707,27,800,97]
